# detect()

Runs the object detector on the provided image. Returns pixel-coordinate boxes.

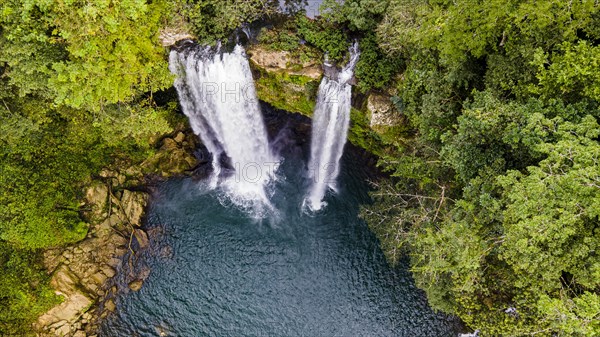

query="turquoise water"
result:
[99,112,461,336]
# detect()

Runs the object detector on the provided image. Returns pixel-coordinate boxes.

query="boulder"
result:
[120,190,148,226]
[128,280,144,292]
[141,140,199,176]
[91,272,108,286]
[55,323,71,336]
[73,330,87,337]
[50,266,79,296]
[104,299,116,312]
[159,28,194,47]
[101,265,116,278]
[250,48,289,69]
[174,131,186,144]
[134,228,150,248]
[367,93,402,128]
[36,292,92,330]
[160,137,179,151]
[85,182,108,217]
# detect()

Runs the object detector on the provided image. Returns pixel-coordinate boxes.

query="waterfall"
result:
[305,43,360,211]
[169,43,277,215]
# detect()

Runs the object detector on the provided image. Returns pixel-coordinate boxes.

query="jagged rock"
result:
[49,320,68,330]
[367,93,402,128]
[96,214,113,234]
[104,299,116,312]
[120,190,148,226]
[114,247,128,255]
[134,228,150,248]
[38,124,202,334]
[91,272,108,286]
[124,166,144,183]
[85,182,108,218]
[250,47,289,68]
[85,182,108,206]
[161,137,179,151]
[50,266,79,296]
[36,293,92,331]
[83,279,98,293]
[159,28,194,47]
[42,249,64,274]
[248,46,323,80]
[101,266,116,278]
[140,133,199,176]
[73,330,86,337]
[55,323,71,336]
[110,232,129,247]
[66,259,97,281]
[174,131,186,144]
[62,251,73,261]
[99,169,117,179]
[128,280,144,292]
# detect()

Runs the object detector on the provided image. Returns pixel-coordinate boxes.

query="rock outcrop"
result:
[35,182,146,337]
[35,131,200,337]
[159,26,194,47]
[247,46,323,80]
[366,93,404,128]
[249,46,322,117]
[141,131,199,177]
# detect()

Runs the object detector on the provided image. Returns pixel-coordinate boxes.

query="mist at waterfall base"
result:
[99,105,462,336]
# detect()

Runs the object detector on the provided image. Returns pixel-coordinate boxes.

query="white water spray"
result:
[169,43,277,215]
[305,43,360,211]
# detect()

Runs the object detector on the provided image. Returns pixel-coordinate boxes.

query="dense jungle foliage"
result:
[0,0,598,335]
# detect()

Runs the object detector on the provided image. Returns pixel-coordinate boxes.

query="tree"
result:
[1,0,173,111]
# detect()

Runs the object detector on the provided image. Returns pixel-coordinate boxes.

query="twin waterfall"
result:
[169,42,359,214]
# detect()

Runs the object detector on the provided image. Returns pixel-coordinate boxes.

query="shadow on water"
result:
[99,104,462,337]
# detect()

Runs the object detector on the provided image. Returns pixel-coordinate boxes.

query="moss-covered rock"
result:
[251,60,320,117]
[248,27,407,157]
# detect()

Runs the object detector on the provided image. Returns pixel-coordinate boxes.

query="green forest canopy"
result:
[0,0,599,336]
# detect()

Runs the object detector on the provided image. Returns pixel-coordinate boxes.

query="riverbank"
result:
[34,129,199,337]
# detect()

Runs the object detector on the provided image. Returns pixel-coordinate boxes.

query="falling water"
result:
[169,43,277,215]
[305,43,360,211]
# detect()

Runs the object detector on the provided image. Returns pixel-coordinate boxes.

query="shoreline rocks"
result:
[35,130,200,337]
[35,183,147,337]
